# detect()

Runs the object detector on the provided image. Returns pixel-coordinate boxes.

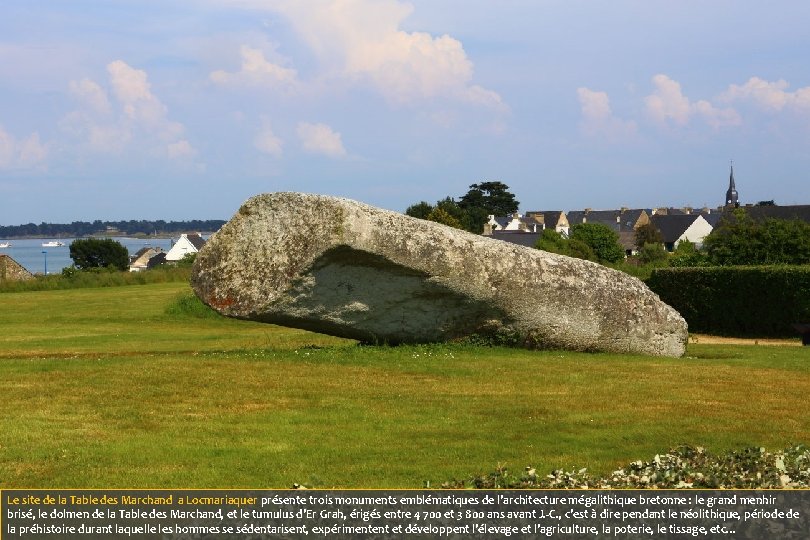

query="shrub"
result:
[0,266,192,293]
[636,242,669,265]
[634,222,663,251]
[647,266,810,337]
[535,229,597,261]
[669,239,708,267]
[443,445,810,489]
[570,223,625,264]
[69,238,130,271]
[703,211,810,266]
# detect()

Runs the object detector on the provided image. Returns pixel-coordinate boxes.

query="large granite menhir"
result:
[191,193,687,357]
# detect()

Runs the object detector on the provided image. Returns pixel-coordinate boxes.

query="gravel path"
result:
[689,334,801,346]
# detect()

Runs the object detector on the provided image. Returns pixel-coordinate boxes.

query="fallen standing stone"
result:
[191,192,687,357]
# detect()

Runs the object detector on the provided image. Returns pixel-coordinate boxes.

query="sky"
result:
[1,0,809,225]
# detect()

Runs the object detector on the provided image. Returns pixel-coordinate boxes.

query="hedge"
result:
[647,266,810,337]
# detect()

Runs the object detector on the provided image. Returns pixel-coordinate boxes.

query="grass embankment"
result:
[0,282,808,488]
[0,266,192,293]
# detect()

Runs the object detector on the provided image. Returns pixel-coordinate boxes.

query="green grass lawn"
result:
[1,282,808,488]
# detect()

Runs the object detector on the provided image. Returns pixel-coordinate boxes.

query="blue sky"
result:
[1,1,809,225]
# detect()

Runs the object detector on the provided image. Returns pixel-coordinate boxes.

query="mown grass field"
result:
[1,282,808,488]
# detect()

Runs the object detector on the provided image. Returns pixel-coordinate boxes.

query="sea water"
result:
[0,237,177,274]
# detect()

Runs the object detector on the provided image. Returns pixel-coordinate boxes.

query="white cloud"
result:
[693,100,743,129]
[645,74,692,126]
[234,0,505,109]
[167,139,197,159]
[645,74,740,129]
[465,85,507,110]
[722,77,810,113]
[17,133,48,167]
[0,125,48,170]
[63,60,196,159]
[577,87,636,140]
[296,122,346,157]
[254,122,284,157]
[69,78,112,115]
[210,45,298,90]
[108,60,170,129]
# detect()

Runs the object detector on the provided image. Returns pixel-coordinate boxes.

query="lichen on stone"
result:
[191,192,688,357]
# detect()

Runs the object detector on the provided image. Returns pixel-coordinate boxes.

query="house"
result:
[128,246,164,272]
[651,206,717,217]
[484,212,543,234]
[485,210,570,236]
[0,254,34,281]
[566,208,650,229]
[650,214,714,251]
[165,233,206,262]
[484,211,568,247]
[524,211,570,235]
[736,204,810,224]
[566,208,651,255]
[147,252,167,269]
[488,230,543,248]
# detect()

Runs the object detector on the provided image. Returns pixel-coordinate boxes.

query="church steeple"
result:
[725,160,739,208]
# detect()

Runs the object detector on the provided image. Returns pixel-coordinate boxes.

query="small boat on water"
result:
[0,242,10,248]
[41,241,66,247]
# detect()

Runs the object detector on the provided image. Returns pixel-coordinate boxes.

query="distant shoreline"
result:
[0,232,218,241]
[0,219,226,240]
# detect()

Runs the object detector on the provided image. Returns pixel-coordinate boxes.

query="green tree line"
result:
[0,219,226,238]
[405,181,519,233]
[406,184,810,273]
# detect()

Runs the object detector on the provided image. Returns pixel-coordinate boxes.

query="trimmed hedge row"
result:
[647,266,810,337]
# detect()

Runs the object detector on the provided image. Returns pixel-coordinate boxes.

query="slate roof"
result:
[650,214,702,243]
[738,205,810,223]
[132,246,161,259]
[489,231,542,248]
[700,212,723,227]
[489,214,543,232]
[566,209,647,232]
[525,211,567,230]
[147,252,167,268]
[130,247,163,267]
[495,217,510,228]
[542,212,564,229]
[185,233,206,250]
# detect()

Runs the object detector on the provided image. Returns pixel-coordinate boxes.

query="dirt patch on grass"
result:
[689,334,801,346]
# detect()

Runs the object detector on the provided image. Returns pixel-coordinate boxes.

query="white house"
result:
[484,212,542,234]
[678,215,714,248]
[128,247,164,272]
[651,214,714,251]
[165,233,206,261]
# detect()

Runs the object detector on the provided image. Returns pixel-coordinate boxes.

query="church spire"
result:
[725,160,739,207]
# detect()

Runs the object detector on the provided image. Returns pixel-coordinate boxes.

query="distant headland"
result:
[0,220,226,240]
